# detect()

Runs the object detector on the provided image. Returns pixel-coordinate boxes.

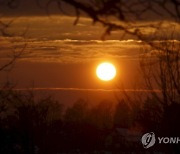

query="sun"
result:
[96,62,116,81]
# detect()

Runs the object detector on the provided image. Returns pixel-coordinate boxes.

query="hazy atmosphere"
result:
[0,0,180,153]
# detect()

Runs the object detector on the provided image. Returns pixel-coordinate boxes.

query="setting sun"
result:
[96,62,116,81]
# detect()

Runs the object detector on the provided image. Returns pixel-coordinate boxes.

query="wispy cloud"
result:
[0,37,144,63]
[1,16,180,40]
[2,87,162,93]
[1,37,180,63]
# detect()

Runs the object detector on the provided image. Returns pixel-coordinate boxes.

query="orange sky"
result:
[0,7,179,104]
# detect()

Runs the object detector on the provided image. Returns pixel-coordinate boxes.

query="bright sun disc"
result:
[96,62,116,81]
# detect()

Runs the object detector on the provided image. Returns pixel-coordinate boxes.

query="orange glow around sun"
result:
[96,62,116,81]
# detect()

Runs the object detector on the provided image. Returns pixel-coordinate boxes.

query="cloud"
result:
[1,15,179,41]
[25,39,143,62]
[5,87,162,93]
[1,37,179,63]
[0,16,179,63]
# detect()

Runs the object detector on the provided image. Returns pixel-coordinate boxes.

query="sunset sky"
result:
[0,0,179,104]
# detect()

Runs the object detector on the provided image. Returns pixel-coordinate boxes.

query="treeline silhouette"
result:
[0,90,180,153]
